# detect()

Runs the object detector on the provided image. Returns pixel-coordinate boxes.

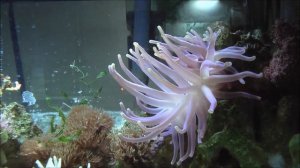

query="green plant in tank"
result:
[69,60,107,85]
[45,96,66,134]
[68,60,106,105]
[190,129,266,168]
[96,71,106,79]
[69,60,88,79]
[45,97,83,144]
[289,134,300,168]
[184,99,268,168]
[55,130,81,143]
[49,115,56,133]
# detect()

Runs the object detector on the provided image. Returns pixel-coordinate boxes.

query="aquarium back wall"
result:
[1,1,135,111]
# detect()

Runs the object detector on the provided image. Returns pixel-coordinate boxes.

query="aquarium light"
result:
[192,0,219,11]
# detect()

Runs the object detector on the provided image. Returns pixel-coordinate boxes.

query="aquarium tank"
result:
[1,0,299,168]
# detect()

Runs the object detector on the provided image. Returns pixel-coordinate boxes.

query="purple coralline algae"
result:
[263,20,300,92]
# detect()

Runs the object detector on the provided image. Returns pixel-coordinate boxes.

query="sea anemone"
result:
[108,26,262,165]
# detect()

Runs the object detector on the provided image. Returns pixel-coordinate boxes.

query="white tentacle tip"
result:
[175,126,186,134]
[176,160,182,166]
[157,25,163,32]
[225,62,232,67]
[208,109,214,114]
[108,63,116,71]
[137,121,147,130]
[198,138,202,144]
[133,42,139,47]
[149,40,155,43]
[189,152,194,157]
[239,79,246,84]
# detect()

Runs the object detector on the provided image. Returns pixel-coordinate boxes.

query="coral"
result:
[109,26,262,165]
[19,135,53,167]
[20,105,113,168]
[234,29,267,52]
[0,73,21,97]
[227,27,273,72]
[1,102,39,142]
[35,155,91,168]
[53,105,113,167]
[110,122,162,167]
[0,113,12,133]
[208,21,232,49]
[35,156,62,168]
[0,102,41,166]
[263,20,300,92]
[22,91,37,106]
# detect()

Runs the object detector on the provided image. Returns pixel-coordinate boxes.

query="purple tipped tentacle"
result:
[224,66,246,84]
[171,128,179,165]
[119,128,164,143]
[157,44,202,84]
[147,68,186,94]
[214,52,256,62]
[200,60,232,78]
[164,34,206,62]
[161,33,201,68]
[136,99,163,114]
[118,54,146,86]
[178,133,185,163]
[219,46,246,54]
[109,65,175,107]
[143,46,188,85]
[188,117,197,157]
[214,91,261,100]
[201,85,217,113]
[204,71,263,84]
[175,96,195,134]
[137,103,184,132]
[121,109,171,126]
